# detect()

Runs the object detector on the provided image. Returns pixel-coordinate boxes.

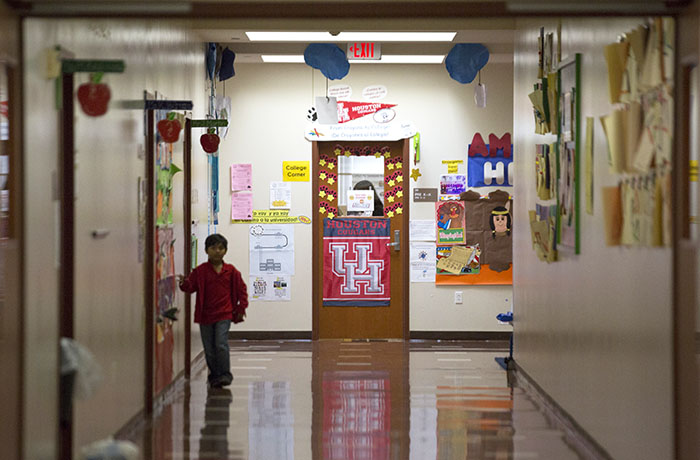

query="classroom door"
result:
[312,140,409,339]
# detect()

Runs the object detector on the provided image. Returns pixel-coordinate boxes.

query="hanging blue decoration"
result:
[445,43,490,84]
[206,42,217,81]
[303,43,350,80]
[219,47,236,81]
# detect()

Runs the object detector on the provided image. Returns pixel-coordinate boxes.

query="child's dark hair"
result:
[205,233,228,250]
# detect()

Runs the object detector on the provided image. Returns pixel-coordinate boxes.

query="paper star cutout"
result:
[387,163,395,170]
[396,174,403,183]
[344,151,351,157]
[387,210,395,218]
[384,152,391,158]
[388,179,396,187]
[327,212,335,219]
[396,206,403,214]
[387,196,395,203]
[319,206,326,214]
[327,195,334,201]
[396,161,402,169]
[319,159,327,166]
[327,177,335,185]
[374,151,382,158]
[333,148,342,156]
[327,163,335,170]
[319,172,327,180]
[410,168,422,181]
[396,190,403,198]
[319,190,327,198]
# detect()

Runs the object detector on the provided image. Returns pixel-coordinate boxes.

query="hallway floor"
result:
[124,340,584,459]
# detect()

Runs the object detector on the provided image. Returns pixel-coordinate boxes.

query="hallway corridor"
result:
[121,340,583,459]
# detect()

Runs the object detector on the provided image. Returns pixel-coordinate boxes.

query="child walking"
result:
[177,234,248,388]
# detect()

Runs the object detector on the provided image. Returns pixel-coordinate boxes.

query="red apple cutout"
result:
[157,112,182,143]
[77,73,110,117]
[200,129,220,153]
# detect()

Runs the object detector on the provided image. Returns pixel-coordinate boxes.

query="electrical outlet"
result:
[454,291,463,304]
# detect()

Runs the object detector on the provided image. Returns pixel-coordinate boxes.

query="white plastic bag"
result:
[60,337,103,399]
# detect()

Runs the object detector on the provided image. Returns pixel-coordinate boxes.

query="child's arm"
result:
[232,269,249,323]
[177,270,198,293]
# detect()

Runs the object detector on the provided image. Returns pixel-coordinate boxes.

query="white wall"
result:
[23,18,207,455]
[215,59,513,333]
[513,18,673,460]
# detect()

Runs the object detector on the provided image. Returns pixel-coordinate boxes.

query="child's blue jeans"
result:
[199,320,232,385]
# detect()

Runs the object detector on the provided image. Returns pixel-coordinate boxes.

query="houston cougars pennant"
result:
[323,218,391,306]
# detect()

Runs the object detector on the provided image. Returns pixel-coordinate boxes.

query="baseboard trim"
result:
[512,361,614,460]
[228,331,313,340]
[410,331,512,341]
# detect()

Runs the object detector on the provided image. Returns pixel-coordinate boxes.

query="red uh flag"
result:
[323,218,391,306]
[337,101,396,123]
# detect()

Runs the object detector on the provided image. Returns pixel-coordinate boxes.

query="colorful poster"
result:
[156,142,181,226]
[231,192,253,220]
[439,174,466,199]
[155,226,176,393]
[436,245,480,275]
[230,163,252,191]
[435,201,466,245]
[467,133,514,187]
[249,274,291,301]
[323,218,390,306]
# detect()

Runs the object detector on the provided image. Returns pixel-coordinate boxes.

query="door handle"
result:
[386,229,400,251]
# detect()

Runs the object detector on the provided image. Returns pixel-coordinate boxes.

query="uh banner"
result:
[323,218,391,306]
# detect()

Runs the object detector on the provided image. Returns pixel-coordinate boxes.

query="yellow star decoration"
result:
[396,190,403,198]
[327,163,335,170]
[319,190,327,198]
[387,163,395,170]
[410,168,422,181]
[396,161,402,169]
[319,159,327,166]
[319,172,327,180]
[327,195,334,201]
[396,206,403,214]
[387,195,395,203]
[327,177,336,185]
[396,174,403,183]
[333,148,342,156]
[319,206,326,214]
[384,152,391,158]
[344,151,352,157]
[388,179,396,187]
[387,210,395,218]
[374,151,382,158]
[327,212,335,219]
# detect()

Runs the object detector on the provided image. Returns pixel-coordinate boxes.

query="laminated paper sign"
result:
[323,218,390,306]
[435,201,466,245]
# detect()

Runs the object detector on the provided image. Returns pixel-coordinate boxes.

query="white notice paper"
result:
[410,219,436,241]
[270,181,292,209]
[249,224,295,275]
[249,274,291,301]
[410,242,436,282]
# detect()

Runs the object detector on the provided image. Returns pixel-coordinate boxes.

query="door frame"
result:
[311,139,410,340]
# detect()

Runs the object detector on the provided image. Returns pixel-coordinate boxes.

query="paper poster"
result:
[231,192,253,220]
[467,133,513,187]
[249,224,294,275]
[323,218,390,306]
[156,142,181,226]
[439,174,466,199]
[232,209,312,224]
[283,161,310,181]
[436,245,480,275]
[347,190,375,212]
[270,181,292,209]
[410,242,436,282]
[441,160,463,174]
[435,201,466,245]
[249,275,291,301]
[409,219,436,241]
[231,163,252,191]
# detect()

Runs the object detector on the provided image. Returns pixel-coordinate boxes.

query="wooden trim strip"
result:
[229,331,313,340]
[311,142,320,340]
[410,331,511,341]
[401,139,410,339]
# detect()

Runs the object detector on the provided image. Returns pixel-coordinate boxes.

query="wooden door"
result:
[312,140,409,339]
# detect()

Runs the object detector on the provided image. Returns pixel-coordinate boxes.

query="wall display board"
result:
[436,190,513,285]
[557,54,582,254]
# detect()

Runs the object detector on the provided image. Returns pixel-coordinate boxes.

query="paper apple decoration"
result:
[157,112,182,143]
[200,128,220,153]
[77,73,111,117]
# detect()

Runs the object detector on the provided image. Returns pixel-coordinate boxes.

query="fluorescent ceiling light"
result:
[247,31,456,42]
[261,55,445,64]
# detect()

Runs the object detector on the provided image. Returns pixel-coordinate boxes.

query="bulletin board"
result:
[557,54,581,254]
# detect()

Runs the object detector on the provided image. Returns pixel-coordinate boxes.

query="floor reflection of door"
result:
[312,140,409,339]
[311,341,409,460]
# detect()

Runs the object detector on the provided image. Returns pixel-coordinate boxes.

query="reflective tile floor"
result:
[124,340,584,459]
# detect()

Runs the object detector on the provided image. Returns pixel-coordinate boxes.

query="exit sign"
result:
[347,42,381,60]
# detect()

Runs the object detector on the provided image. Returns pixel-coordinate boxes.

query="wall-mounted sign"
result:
[413,188,437,202]
[347,42,381,60]
[347,190,374,212]
[363,85,387,100]
[328,84,352,100]
[283,161,310,181]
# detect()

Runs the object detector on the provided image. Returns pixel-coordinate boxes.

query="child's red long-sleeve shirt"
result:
[179,262,248,325]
